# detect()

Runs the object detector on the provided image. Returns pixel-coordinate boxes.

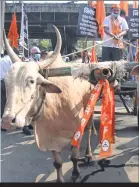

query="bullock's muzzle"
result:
[1,115,16,130]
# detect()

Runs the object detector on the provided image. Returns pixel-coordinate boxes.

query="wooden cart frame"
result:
[47,61,139,129]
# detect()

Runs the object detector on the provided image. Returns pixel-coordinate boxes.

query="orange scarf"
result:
[99,81,115,158]
[71,79,115,158]
[111,16,124,49]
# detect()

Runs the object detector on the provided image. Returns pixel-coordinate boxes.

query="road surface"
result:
[1,99,139,183]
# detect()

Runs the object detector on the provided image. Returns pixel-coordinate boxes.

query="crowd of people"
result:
[0,4,138,135]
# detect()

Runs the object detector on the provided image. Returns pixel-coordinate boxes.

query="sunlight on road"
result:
[35,174,46,183]
[125,155,139,182]
[45,162,72,182]
[16,140,35,145]
[35,162,72,183]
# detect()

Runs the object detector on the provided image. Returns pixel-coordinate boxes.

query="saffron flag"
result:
[133,1,138,8]
[120,1,129,16]
[96,1,106,39]
[90,41,98,63]
[8,12,19,48]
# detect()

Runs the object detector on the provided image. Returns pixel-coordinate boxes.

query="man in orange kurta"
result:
[102,4,129,61]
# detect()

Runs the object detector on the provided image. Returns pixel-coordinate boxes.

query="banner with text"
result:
[128,8,139,39]
[76,5,99,39]
[19,2,29,59]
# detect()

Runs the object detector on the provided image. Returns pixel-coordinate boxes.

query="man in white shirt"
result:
[0,53,12,80]
[0,51,32,135]
[102,4,129,61]
[0,51,12,122]
[29,46,41,62]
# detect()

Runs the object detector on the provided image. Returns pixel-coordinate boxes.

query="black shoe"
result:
[28,124,33,130]
[23,126,32,135]
[1,127,7,132]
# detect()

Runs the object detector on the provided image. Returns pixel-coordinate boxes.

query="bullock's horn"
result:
[3,30,22,63]
[38,25,62,69]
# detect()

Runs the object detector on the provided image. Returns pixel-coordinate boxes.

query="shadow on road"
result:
[1,116,138,183]
[76,124,139,183]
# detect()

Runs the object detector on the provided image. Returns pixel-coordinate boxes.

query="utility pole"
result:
[0,1,5,56]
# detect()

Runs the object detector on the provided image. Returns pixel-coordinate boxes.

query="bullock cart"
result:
[47,60,139,129]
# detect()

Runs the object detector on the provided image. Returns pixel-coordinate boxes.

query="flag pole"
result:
[88,0,97,63]
[0,1,5,55]
[19,1,29,60]
[19,1,24,58]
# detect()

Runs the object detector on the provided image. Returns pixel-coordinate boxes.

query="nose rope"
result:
[32,92,45,121]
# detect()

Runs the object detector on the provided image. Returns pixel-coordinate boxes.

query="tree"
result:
[29,39,52,51]
[40,39,49,49]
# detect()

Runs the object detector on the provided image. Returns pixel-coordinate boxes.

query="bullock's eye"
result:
[26,78,35,86]
[30,80,34,84]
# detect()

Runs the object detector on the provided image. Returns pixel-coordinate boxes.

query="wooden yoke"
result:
[47,61,138,84]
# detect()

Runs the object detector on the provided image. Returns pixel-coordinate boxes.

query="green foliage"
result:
[40,39,49,49]
[29,39,52,51]
[75,40,102,57]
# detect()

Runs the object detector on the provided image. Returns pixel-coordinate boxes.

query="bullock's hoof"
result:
[56,178,65,183]
[84,154,98,164]
[85,154,94,163]
[71,171,81,182]
[28,124,33,130]
[85,157,91,163]
[22,126,32,135]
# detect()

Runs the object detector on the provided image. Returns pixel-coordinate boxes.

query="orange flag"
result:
[8,12,19,48]
[133,1,138,8]
[90,41,98,63]
[120,1,129,16]
[96,1,106,39]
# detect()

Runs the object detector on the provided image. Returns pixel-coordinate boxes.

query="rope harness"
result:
[62,37,139,59]
[32,92,45,122]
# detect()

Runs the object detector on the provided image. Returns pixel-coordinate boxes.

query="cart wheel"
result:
[133,90,137,115]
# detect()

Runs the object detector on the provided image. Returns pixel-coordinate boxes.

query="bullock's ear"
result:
[42,79,62,93]
[37,75,62,93]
